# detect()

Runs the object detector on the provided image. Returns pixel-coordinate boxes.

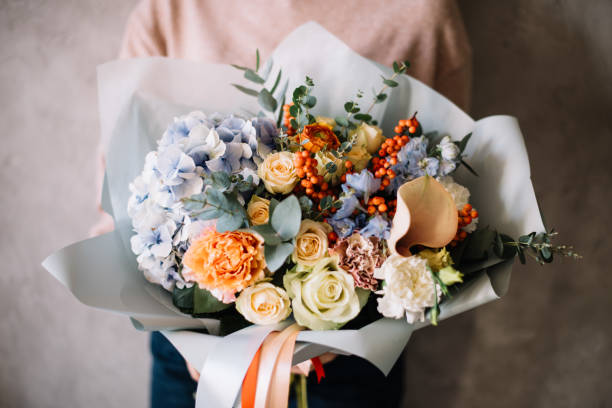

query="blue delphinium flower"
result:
[333,193,360,220]
[328,217,357,239]
[252,117,279,160]
[394,136,439,179]
[345,169,381,200]
[361,214,391,240]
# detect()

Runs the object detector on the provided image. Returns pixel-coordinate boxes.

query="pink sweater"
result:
[92,0,472,235]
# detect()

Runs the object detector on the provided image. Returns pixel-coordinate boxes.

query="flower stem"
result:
[295,374,308,408]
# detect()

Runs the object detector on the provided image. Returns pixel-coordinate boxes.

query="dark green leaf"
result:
[340,141,353,152]
[325,162,337,173]
[375,93,387,103]
[172,285,195,312]
[289,105,299,117]
[320,195,332,210]
[298,196,313,213]
[303,95,317,109]
[231,84,259,97]
[344,102,355,113]
[305,76,314,86]
[393,61,400,73]
[517,247,526,264]
[353,113,372,122]
[383,79,399,87]
[245,69,265,84]
[460,159,479,177]
[258,89,278,112]
[194,286,231,314]
[290,118,299,130]
[251,224,282,245]
[255,49,260,71]
[230,64,248,71]
[457,133,472,153]
[270,69,282,94]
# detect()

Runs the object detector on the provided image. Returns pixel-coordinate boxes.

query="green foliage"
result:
[265,242,294,272]
[172,285,231,315]
[270,195,301,240]
[258,89,278,112]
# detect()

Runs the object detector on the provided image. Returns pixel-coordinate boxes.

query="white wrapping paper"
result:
[42,22,544,407]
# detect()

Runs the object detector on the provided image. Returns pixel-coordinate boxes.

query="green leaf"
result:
[230,64,248,71]
[290,118,299,130]
[265,242,294,272]
[392,61,400,73]
[320,195,332,210]
[353,113,372,122]
[270,69,282,94]
[375,93,388,103]
[540,247,553,263]
[245,69,265,84]
[293,85,307,99]
[197,207,224,220]
[383,79,399,87]
[172,285,195,313]
[289,104,299,117]
[270,195,302,240]
[335,116,349,127]
[258,89,278,112]
[303,95,317,109]
[493,233,517,259]
[325,162,337,173]
[460,159,479,177]
[183,198,205,211]
[517,247,526,264]
[216,212,244,232]
[194,286,231,314]
[211,171,231,191]
[231,84,259,97]
[457,133,472,153]
[298,196,313,213]
[344,102,355,113]
[255,49,260,71]
[305,76,314,86]
[206,188,228,208]
[251,224,282,245]
[463,227,496,262]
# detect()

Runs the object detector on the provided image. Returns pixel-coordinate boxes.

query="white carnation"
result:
[438,176,470,210]
[374,254,440,324]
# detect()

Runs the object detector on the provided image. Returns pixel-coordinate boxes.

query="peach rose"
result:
[182,229,266,302]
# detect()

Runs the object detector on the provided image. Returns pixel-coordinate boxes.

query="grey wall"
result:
[0,1,610,407]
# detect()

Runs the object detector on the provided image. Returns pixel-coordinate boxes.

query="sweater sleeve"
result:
[119,0,167,58]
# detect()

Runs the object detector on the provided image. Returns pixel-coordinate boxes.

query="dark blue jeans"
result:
[151,332,404,408]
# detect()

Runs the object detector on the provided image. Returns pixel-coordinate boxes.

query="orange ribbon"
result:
[240,323,304,408]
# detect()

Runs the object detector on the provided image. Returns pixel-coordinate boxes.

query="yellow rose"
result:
[343,144,371,172]
[292,219,333,266]
[351,123,385,155]
[315,151,345,185]
[315,116,336,127]
[235,282,292,325]
[247,195,270,226]
[258,151,299,194]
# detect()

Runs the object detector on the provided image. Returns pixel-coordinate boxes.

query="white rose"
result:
[258,151,299,194]
[438,135,460,161]
[247,195,270,226]
[438,176,470,210]
[292,220,332,266]
[284,257,367,330]
[374,254,440,324]
[351,123,385,155]
[236,282,292,325]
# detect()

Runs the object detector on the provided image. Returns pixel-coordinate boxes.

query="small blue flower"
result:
[345,169,381,198]
[252,117,279,159]
[333,193,360,220]
[360,214,390,240]
[159,111,208,148]
[328,217,356,239]
[155,146,198,186]
[205,142,244,174]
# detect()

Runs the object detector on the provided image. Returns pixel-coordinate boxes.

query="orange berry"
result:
[340,174,347,183]
[378,203,388,212]
[310,176,318,184]
[390,157,398,165]
[471,210,479,218]
[328,231,338,241]
[463,203,472,212]
[401,135,410,143]
[408,126,416,134]
[378,149,386,157]
[463,216,472,224]
[345,160,353,169]
[317,192,325,200]
[394,135,401,143]
[301,150,309,158]
[382,178,390,187]
[294,156,304,167]
[321,182,329,191]
[459,231,468,239]
[394,126,403,134]
[296,168,305,178]
[367,205,376,215]
[305,188,314,195]
[383,162,390,169]
[372,157,380,165]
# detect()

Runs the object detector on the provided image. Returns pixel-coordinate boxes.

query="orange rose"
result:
[182,229,266,300]
[297,123,340,153]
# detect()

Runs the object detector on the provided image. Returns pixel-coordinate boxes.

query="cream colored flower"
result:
[283,257,366,330]
[315,151,345,185]
[438,176,470,210]
[247,195,270,226]
[235,282,292,325]
[351,123,385,155]
[343,144,371,173]
[315,116,336,128]
[292,220,332,266]
[258,151,299,194]
[374,254,440,324]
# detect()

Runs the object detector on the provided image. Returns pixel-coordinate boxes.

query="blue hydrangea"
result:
[360,214,391,240]
[328,217,357,239]
[345,169,381,199]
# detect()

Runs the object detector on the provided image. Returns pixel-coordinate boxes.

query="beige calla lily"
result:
[388,176,458,256]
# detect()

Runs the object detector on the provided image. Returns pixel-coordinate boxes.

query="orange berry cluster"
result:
[449,203,479,247]
[293,151,335,204]
[365,196,397,218]
[339,160,355,184]
[393,115,420,136]
[282,103,296,136]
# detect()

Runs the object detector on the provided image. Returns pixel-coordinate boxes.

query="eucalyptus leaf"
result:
[216,212,244,232]
[353,113,372,122]
[265,242,294,272]
[245,69,265,84]
[197,207,224,220]
[270,195,301,240]
[303,95,317,109]
[172,285,195,313]
[270,69,282,94]
[231,84,259,97]
[375,93,388,103]
[383,79,399,87]
[211,172,231,191]
[335,116,349,127]
[251,224,282,246]
[206,188,228,208]
[258,89,278,112]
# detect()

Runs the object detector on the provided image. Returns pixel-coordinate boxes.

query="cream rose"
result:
[258,151,299,194]
[343,144,371,173]
[283,257,367,330]
[247,195,270,226]
[374,254,440,324]
[315,151,345,185]
[351,123,385,155]
[236,282,292,325]
[292,220,332,266]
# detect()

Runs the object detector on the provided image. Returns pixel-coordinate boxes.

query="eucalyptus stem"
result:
[365,71,401,114]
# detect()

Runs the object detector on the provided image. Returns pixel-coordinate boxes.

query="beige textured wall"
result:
[1,1,610,407]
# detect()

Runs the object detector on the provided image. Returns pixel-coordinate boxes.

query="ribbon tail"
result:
[241,345,263,408]
[310,357,325,383]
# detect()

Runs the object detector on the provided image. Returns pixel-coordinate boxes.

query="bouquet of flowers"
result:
[43,23,578,408]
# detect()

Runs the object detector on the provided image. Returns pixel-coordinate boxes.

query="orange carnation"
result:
[297,123,340,153]
[182,229,266,301]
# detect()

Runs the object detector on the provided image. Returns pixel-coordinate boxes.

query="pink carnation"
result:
[329,233,386,290]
